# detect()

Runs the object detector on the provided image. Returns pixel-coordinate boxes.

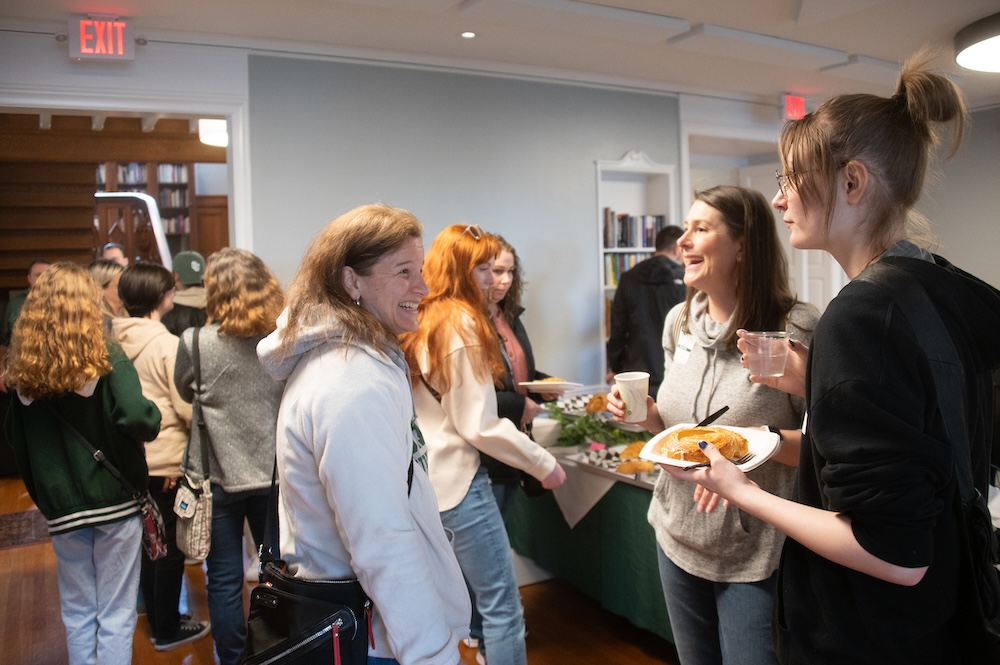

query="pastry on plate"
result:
[619,441,646,461]
[617,459,655,474]
[656,426,748,464]
[585,393,609,414]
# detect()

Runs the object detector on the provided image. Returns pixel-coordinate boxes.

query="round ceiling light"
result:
[955,12,1000,73]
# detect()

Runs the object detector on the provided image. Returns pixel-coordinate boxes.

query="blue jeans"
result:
[468,478,518,643]
[206,486,273,665]
[657,547,779,665]
[51,516,142,665]
[441,466,526,665]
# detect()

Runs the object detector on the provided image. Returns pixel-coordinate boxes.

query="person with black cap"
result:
[161,250,208,337]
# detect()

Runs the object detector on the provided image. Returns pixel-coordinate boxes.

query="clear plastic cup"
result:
[743,331,790,377]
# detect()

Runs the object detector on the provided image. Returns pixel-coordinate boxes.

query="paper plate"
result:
[639,424,780,472]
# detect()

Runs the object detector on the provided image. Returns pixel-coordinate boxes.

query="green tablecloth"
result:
[505,481,673,643]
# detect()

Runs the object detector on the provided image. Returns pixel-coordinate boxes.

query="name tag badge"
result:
[674,333,695,365]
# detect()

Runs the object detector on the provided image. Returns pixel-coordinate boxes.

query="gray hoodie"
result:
[649,293,819,582]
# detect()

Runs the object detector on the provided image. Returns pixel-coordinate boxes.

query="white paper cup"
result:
[743,331,790,377]
[614,371,649,423]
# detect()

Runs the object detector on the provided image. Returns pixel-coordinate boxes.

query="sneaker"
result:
[462,637,480,649]
[154,618,211,652]
[149,614,192,644]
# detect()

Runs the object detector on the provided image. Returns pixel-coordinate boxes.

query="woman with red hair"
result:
[400,223,566,665]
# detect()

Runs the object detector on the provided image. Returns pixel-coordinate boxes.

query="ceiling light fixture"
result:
[198,119,228,147]
[955,12,1000,73]
[461,31,476,39]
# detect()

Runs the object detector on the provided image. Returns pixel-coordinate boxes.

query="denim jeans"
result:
[657,546,779,665]
[206,486,273,665]
[51,516,142,665]
[141,477,186,640]
[441,466,526,665]
[468,478,518,643]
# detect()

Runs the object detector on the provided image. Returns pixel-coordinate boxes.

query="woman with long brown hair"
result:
[4,262,161,664]
[173,248,285,665]
[607,186,819,665]
[399,223,566,665]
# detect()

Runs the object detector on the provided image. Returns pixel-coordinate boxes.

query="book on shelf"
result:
[157,163,189,184]
[603,252,650,287]
[116,163,147,185]
[161,215,190,234]
[602,208,667,248]
[158,188,188,209]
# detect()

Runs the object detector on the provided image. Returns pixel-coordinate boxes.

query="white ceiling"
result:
[3,0,1000,113]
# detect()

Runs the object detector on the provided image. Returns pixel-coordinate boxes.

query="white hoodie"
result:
[257,312,470,665]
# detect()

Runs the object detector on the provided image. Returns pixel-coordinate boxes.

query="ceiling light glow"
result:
[198,119,228,147]
[955,12,1000,73]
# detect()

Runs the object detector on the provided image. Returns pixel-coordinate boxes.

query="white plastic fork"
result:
[683,451,756,471]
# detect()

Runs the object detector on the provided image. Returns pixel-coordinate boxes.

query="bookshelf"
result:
[596,151,677,372]
[95,161,196,258]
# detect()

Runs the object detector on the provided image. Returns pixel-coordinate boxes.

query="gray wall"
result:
[248,56,680,383]
[919,106,1000,288]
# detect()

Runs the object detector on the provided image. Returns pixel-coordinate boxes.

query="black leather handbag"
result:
[241,559,371,665]
[240,455,416,665]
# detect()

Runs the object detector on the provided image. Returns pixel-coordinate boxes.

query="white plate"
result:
[639,424,779,472]
[519,381,584,394]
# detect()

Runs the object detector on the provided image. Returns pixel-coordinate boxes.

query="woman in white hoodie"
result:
[256,204,470,665]
[113,262,209,652]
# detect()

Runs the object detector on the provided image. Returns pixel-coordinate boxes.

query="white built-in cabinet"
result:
[595,150,678,375]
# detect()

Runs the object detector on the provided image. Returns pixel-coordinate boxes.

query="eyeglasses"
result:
[775,169,818,197]
[459,224,482,241]
[776,163,848,196]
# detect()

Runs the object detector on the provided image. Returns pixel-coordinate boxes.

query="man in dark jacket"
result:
[606,225,685,397]
[161,250,207,337]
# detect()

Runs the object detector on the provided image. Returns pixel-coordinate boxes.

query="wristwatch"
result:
[767,425,784,441]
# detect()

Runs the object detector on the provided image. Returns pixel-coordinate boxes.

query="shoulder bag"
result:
[858,262,1000,659]
[174,325,214,561]
[42,401,168,561]
[240,452,415,665]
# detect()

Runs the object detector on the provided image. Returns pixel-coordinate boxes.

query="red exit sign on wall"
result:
[68,15,135,60]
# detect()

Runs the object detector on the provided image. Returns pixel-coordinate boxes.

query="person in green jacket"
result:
[3,262,161,665]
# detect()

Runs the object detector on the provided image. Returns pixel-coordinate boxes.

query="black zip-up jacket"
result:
[606,254,686,396]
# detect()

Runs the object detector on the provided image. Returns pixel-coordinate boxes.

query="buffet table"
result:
[504,451,674,643]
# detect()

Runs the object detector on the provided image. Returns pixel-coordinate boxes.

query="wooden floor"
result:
[0,475,679,665]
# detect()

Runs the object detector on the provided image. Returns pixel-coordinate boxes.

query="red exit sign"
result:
[68,15,135,60]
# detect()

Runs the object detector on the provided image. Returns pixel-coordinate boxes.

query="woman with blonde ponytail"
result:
[663,53,1000,664]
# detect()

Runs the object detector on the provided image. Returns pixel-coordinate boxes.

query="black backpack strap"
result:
[856,262,976,499]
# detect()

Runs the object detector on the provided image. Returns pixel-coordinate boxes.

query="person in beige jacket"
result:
[113,262,209,652]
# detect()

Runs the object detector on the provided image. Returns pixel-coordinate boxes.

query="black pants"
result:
[140,476,185,640]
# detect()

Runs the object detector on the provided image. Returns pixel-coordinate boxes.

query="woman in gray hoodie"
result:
[608,186,819,665]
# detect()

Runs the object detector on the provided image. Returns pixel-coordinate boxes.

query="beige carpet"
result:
[0,509,50,549]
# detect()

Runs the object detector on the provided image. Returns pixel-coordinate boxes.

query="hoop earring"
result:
[354,298,361,306]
